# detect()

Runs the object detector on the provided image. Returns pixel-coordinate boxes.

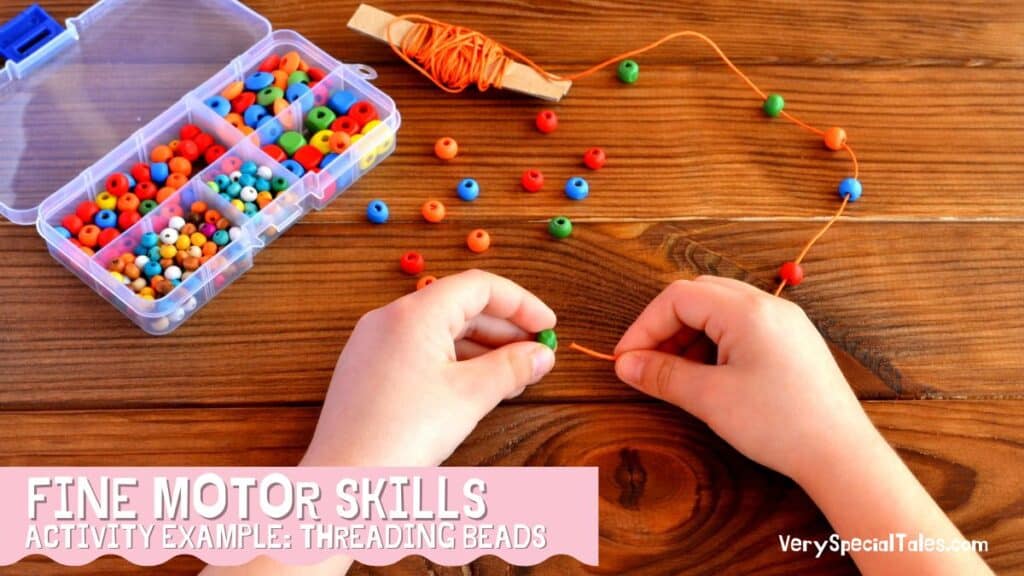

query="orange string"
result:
[385,15,861,359]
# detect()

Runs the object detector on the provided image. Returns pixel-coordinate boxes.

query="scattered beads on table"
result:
[366,199,390,224]
[548,216,573,239]
[536,328,558,350]
[457,178,480,201]
[435,136,459,160]
[535,110,558,134]
[400,251,425,275]
[416,275,437,290]
[466,228,491,253]
[521,169,544,193]
[105,201,238,300]
[762,93,784,117]
[421,199,446,223]
[583,147,606,170]
[205,160,292,216]
[617,59,639,84]
[778,261,804,287]
[564,176,590,200]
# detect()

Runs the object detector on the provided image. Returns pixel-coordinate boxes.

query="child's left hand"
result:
[301,269,557,467]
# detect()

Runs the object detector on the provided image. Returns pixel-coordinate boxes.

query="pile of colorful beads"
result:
[205,159,292,216]
[204,51,328,137]
[105,201,239,300]
[54,124,226,256]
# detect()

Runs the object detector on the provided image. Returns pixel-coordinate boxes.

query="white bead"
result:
[150,317,170,332]
[188,245,203,258]
[256,166,273,180]
[230,170,242,182]
[131,278,147,292]
[229,227,242,242]
[171,308,186,322]
[168,216,186,231]
[185,297,198,311]
[134,255,150,267]
[159,228,179,245]
[163,265,182,281]
[240,186,258,202]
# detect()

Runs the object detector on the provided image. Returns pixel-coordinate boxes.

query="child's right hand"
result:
[613,275,876,485]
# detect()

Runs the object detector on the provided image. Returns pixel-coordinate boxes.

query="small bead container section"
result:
[35,30,401,335]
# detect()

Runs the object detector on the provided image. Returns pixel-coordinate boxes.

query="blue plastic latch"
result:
[0,4,63,63]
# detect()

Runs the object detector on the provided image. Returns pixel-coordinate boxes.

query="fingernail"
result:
[531,346,556,382]
[616,352,645,385]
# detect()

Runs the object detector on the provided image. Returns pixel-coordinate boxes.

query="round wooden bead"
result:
[310,130,334,154]
[416,275,437,291]
[366,199,389,224]
[97,227,119,248]
[96,191,117,211]
[94,210,117,229]
[434,137,458,160]
[583,147,606,170]
[116,193,140,213]
[535,110,558,134]
[467,229,491,253]
[328,131,351,153]
[778,261,804,286]
[349,101,378,127]
[564,176,589,200]
[106,173,130,197]
[257,86,284,107]
[118,210,141,231]
[536,328,558,350]
[617,59,639,83]
[763,93,785,117]
[400,251,425,275]
[205,96,230,117]
[824,127,847,150]
[421,199,446,223]
[838,177,862,202]
[332,116,360,135]
[244,71,275,92]
[521,169,544,193]
[78,225,100,247]
[61,214,83,235]
[76,200,100,224]
[548,216,573,239]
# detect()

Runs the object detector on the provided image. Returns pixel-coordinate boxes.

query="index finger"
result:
[413,269,557,337]
[614,278,741,355]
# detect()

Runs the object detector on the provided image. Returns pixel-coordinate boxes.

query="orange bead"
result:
[202,242,218,257]
[466,228,490,253]
[328,131,351,153]
[225,113,245,131]
[205,209,222,225]
[221,81,244,101]
[272,70,289,90]
[434,137,458,160]
[156,187,177,203]
[168,156,192,176]
[273,98,290,116]
[416,275,437,291]
[421,199,446,223]
[824,127,847,151]
[190,201,208,214]
[166,173,189,190]
[151,145,173,163]
[280,51,301,74]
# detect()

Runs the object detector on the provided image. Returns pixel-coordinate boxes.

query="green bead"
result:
[138,199,158,215]
[617,59,639,84]
[207,181,220,193]
[548,215,572,239]
[257,86,284,107]
[537,329,558,351]
[305,106,336,133]
[278,131,307,156]
[763,93,784,117]
[271,176,290,193]
[288,71,310,86]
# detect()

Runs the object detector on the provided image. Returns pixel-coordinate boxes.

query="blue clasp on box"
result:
[0,4,62,63]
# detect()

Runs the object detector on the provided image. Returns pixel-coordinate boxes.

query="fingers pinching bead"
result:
[536,328,558,350]
[824,127,847,151]
[564,176,589,200]
[521,169,544,193]
[617,59,639,84]
[583,147,606,170]
[762,93,785,117]
[366,199,390,224]
[838,177,862,202]
[778,261,805,286]
[548,216,573,239]
[457,178,480,201]
[400,251,425,275]
[421,200,446,223]
[535,110,558,134]
[466,229,491,253]
[434,137,458,160]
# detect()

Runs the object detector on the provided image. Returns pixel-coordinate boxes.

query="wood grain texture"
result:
[0,401,1021,574]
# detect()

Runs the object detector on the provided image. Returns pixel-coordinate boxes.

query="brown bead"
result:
[108,258,126,273]
[183,257,200,271]
[181,223,197,236]
[124,263,141,280]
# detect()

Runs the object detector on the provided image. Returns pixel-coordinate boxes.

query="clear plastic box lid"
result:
[0,0,271,225]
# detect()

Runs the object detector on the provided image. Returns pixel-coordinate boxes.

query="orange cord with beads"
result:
[386,15,860,361]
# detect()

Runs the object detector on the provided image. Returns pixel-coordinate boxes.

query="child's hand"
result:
[302,269,557,467]
[613,275,873,484]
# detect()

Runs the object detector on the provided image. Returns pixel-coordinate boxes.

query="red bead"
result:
[261,144,287,163]
[400,251,425,275]
[348,101,378,127]
[330,116,360,135]
[308,67,327,82]
[176,139,200,162]
[204,145,227,164]
[583,147,606,170]
[192,132,214,155]
[130,162,151,184]
[258,54,281,72]
[118,210,141,231]
[293,145,324,171]
[105,173,130,197]
[135,181,157,201]
[778,261,805,286]
[521,169,544,192]
[231,92,256,114]
[180,124,201,141]
[97,227,120,248]
[535,110,558,134]
[61,214,83,235]
[75,200,99,224]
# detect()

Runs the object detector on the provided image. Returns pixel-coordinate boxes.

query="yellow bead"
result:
[96,191,117,210]
[190,232,207,247]
[350,133,363,144]
[159,244,177,259]
[175,235,191,251]
[361,119,382,135]
[231,199,245,212]
[110,271,125,283]
[311,130,334,154]
[139,287,155,298]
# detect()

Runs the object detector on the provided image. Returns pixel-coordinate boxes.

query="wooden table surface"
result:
[2,1,1023,574]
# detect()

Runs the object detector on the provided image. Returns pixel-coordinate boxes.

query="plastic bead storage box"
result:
[0,0,400,334]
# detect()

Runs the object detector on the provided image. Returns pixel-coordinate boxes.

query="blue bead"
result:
[215,174,232,190]
[126,174,136,190]
[457,178,480,201]
[255,178,270,192]
[94,209,117,229]
[133,244,147,256]
[240,161,258,175]
[838,177,862,202]
[281,159,305,177]
[244,203,258,216]
[140,231,159,248]
[55,225,71,239]
[258,117,284,143]
[243,104,269,128]
[212,230,230,246]
[220,192,231,202]
[285,83,311,104]
[148,246,162,261]
[320,153,339,169]
[150,162,169,185]
[143,261,163,278]
[205,96,230,117]
[564,176,589,200]
[225,182,242,198]
[366,199,389,224]
[327,90,358,115]
[171,279,181,287]
[238,173,256,188]
[244,72,275,91]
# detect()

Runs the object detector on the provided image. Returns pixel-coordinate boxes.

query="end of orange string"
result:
[569,342,618,362]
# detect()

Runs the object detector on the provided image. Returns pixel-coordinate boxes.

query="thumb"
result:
[453,341,556,406]
[615,350,720,418]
